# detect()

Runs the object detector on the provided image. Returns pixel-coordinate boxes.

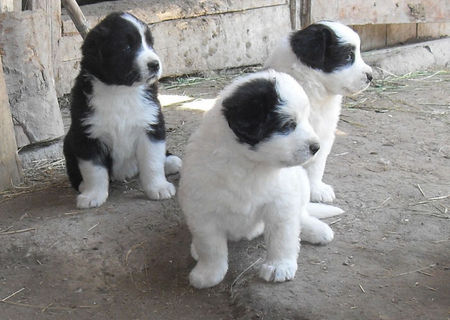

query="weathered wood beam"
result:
[0,57,23,191]
[61,0,90,39]
[0,0,13,13]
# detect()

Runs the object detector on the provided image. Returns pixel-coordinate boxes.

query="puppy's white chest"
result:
[86,81,157,142]
[84,80,159,176]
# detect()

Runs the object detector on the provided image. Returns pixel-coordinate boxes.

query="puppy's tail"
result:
[307,203,344,219]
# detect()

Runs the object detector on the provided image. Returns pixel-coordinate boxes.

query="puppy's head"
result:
[221,70,320,167]
[81,12,162,86]
[290,21,372,95]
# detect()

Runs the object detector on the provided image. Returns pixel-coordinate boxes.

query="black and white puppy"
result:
[179,70,342,289]
[64,12,181,209]
[265,21,373,202]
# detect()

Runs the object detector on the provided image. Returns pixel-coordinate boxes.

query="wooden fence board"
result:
[307,0,449,26]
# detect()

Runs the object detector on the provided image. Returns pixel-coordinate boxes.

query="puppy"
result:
[265,21,373,202]
[64,12,181,209]
[178,70,342,289]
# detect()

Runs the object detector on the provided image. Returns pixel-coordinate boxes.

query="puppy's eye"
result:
[279,120,297,134]
[123,44,131,52]
[346,52,355,63]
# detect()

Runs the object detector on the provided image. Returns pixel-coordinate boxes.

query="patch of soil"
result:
[1,68,449,320]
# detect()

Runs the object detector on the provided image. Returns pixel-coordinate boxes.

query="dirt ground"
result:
[1,68,449,320]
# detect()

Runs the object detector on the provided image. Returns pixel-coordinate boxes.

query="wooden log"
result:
[61,0,90,39]
[0,10,64,148]
[0,0,13,13]
[0,57,22,191]
[25,0,61,88]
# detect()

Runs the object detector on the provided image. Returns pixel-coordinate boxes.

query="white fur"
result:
[179,71,339,289]
[82,79,177,203]
[265,21,372,202]
[77,160,109,208]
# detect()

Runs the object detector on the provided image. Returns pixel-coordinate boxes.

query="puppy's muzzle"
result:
[147,60,160,75]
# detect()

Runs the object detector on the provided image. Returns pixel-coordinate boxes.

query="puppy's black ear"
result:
[290,24,333,71]
[222,78,282,147]
[80,23,110,77]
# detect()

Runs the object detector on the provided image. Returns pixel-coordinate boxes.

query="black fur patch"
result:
[290,23,356,73]
[222,78,294,147]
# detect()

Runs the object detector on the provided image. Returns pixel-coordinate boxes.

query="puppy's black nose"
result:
[147,60,160,74]
[309,143,320,155]
[366,72,373,82]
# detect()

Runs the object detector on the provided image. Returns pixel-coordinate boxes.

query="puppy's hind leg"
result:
[164,153,182,176]
[76,160,109,209]
[189,231,228,289]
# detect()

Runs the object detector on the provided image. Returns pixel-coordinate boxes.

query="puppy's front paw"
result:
[310,181,335,203]
[259,259,297,282]
[165,155,182,175]
[144,180,176,200]
[189,262,228,289]
[77,191,108,209]
[301,221,334,245]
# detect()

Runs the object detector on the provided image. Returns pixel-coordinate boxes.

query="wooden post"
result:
[300,0,311,28]
[25,0,61,89]
[289,0,301,30]
[61,0,90,39]
[0,57,23,191]
[0,0,13,12]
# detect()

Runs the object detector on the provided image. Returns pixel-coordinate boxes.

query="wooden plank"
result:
[57,4,292,95]
[25,0,61,87]
[0,0,13,12]
[418,22,450,39]
[61,0,288,35]
[0,57,22,190]
[352,24,387,51]
[289,0,300,29]
[61,0,89,39]
[387,24,417,46]
[310,0,449,25]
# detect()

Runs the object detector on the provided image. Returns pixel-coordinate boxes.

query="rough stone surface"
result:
[0,10,64,148]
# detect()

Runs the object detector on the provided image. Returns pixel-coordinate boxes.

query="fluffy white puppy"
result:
[265,21,373,202]
[178,70,342,289]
